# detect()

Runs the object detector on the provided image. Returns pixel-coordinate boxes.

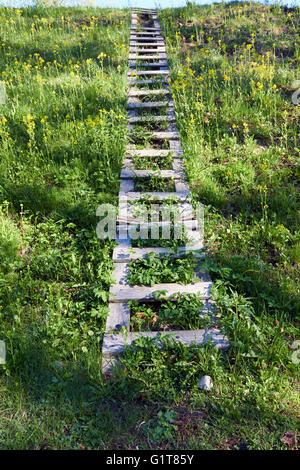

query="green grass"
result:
[132,153,174,170]
[128,252,198,286]
[0,1,299,451]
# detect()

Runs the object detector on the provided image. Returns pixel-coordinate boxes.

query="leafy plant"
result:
[128,252,198,286]
[143,410,178,444]
[134,173,175,192]
[129,292,212,331]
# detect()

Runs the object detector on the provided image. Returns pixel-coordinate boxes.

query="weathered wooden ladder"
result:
[102,8,229,372]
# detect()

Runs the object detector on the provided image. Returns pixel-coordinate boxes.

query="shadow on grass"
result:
[0,332,152,450]
[1,327,298,450]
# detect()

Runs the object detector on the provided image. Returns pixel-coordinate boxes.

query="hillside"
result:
[0,2,299,450]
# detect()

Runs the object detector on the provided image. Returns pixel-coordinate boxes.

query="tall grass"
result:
[0,2,299,450]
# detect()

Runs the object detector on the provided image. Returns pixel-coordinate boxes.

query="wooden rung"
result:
[127,131,180,141]
[129,54,167,60]
[105,303,130,331]
[116,226,202,243]
[102,10,230,372]
[125,149,181,157]
[133,31,162,35]
[129,62,168,68]
[128,115,175,124]
[128,78,168,86]
[131,27,161,32]
[110,280,211,302]
[127,100,173,109]
[113,244,205,262]
[128,70,169,76]
[119,191,190,201]
[132,37,164,41]
[120,169,184,179]
[130,42,164,47]
[129,48,166,53]
[135,131,179,139]
[131,36,163,41]
[128,88,169,97]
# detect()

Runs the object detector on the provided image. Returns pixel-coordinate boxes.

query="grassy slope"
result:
[0,2,299,450]
[0,4,131,449]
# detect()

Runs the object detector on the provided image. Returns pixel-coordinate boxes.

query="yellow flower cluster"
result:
[22,114,36,148]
